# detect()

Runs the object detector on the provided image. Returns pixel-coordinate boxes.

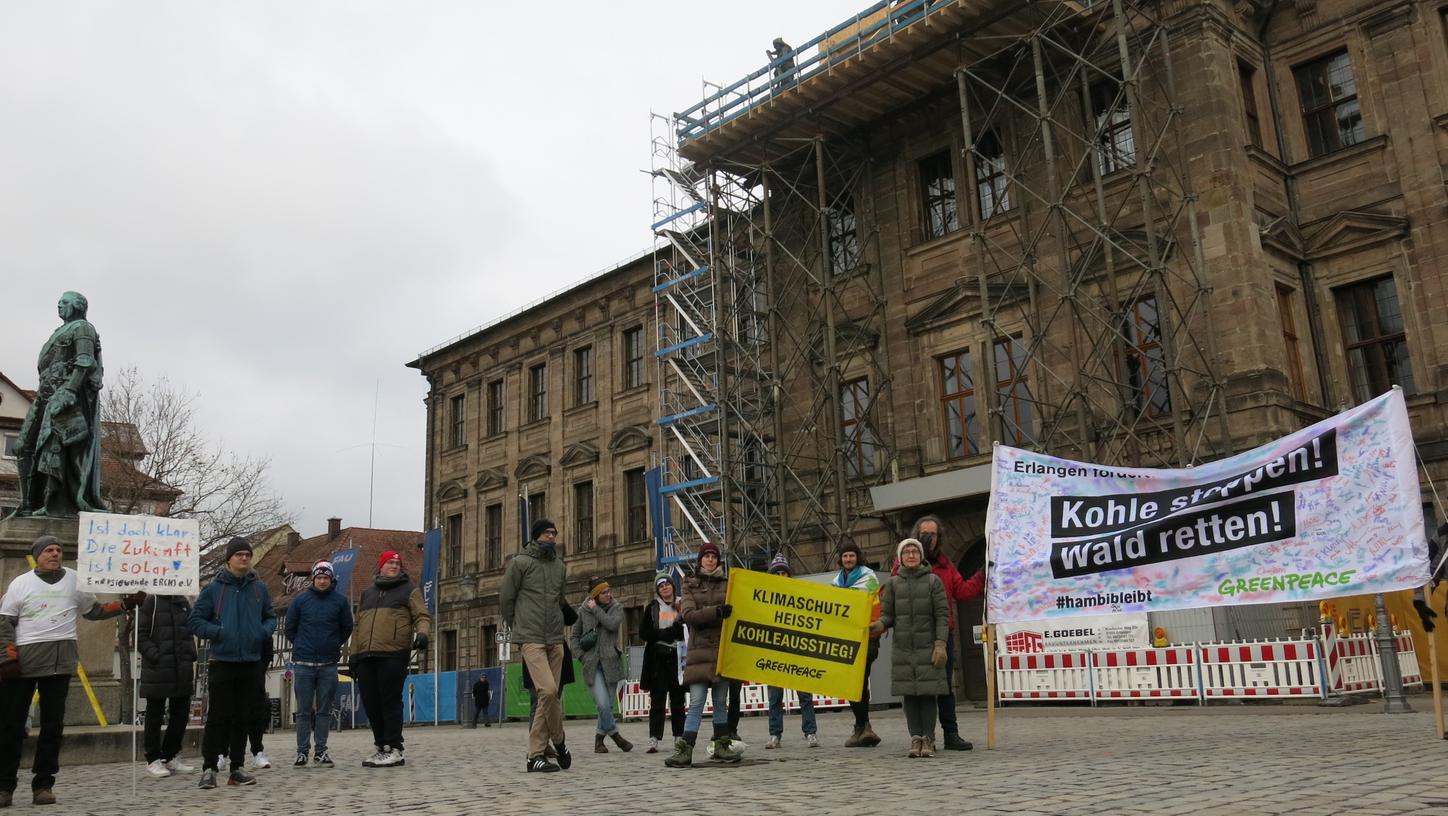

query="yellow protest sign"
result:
[717,569,870,699]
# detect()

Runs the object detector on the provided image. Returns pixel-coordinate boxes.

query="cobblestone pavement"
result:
[37,697,1448,815]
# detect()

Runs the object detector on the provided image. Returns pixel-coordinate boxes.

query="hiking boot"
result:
[315,751,334,768]
[594,734,608,753]
[805,734,819,748]
[227,769,257,786]
[31,789,55,806]
[525,755,560,773]
[943,732,973,751]
[859,723,881,747]
[145,759,171,777]
[921,735,936,758]
[908,736,922,758]
[164,758,195,773]
[764,735,781,749]
[554,741,572,770]
[844,726,864,748]
[710,737,743,763]
[292,753,309,768]
[646,737,660,754]
[663,737,693,768]
[611,732,633,752]
[198,770,217,789]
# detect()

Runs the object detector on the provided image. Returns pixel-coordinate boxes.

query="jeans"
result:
[766,687,816,737]
[938,632,958,735]
[849,639,880,727]
[0,674,69,793]
[202,661,260,772]
[647,685,685,740]
[589,667,618,736]
[144,696,190,763]
[293,663,339,755]
[684,680,729,737]
[354,655,409,751]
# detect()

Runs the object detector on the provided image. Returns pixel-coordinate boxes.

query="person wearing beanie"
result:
[831,536,882,747]
[639,571,685,753]
[138,590,197,780]
[572,576,632,753]
[872,538,948,758]
[501,517,572,772]
[762,554,818,750]
[0,536,142,806]
[896,515,983,751]
[666,542,741,768]
[284,560,353,768]
[349,550,430,769]
[190,537,273,789]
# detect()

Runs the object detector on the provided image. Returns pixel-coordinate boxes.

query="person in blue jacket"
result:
[189,538,276,790]
[284,560,353,768]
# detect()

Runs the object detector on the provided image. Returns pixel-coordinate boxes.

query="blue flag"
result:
[329,547,360,599]
[421,527,441,614]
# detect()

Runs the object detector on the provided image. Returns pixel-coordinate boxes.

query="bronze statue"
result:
[8,292,106,518]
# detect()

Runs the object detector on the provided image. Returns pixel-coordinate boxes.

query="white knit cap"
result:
[896,538,924,564]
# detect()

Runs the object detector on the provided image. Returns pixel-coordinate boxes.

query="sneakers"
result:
[942,732,973,751]
[371,746,404,767]
[361,748,387,768]
[198,770,218,790]
[646,737,660,754]
[315,751,334,768]
[227,769,257,786]
[293,753,309,768]
[805,734,819,748]
[764,735,781,750]
[164,758,195,773]
[145,759,171,778]
[250,751,271,770]
[526,755,560,773]
[553,742,572,770]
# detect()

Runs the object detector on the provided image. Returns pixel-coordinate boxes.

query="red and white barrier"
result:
[619,680,849,720]
[1396,633,1423,686]
[996,652,1092,700]
[1092,647,1199,700]
[1198,640,1322,699]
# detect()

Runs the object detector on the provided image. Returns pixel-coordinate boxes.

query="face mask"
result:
[920,532,936,548]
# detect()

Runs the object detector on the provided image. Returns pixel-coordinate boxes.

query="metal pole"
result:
[815,138,848,535]
[1373,593,1412,713]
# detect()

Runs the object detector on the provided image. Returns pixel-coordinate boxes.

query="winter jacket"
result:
[879,564,948,696]
[892,553,983,632]
[190,569,276,664]
[638,597,684,692]
[472,677,490,706]
[137,595,196,699]
[572,598,625,687]
[832,565,883,639]
[350,572,430,660]
[679,569,729,686]
[499,542,567,646]
[285,584,354,664]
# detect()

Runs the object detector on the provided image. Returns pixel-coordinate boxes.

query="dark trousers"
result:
[144,696,190,763]
[0,674,70,793]
[247,669,268,753]
[938,632,958,735]
[202,661,260,772]
[355,655,408,750]
[849,639,881,727]
[726,680,742,737]
[647,684,685,740]
[470,699,490,726]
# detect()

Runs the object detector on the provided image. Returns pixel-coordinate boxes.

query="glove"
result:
[869,620,885,637]
[122,592,146,610]
[718,604,733,620]
[413,632,430,651]
[561,600,580,626]
[1414,599,1438,633]
[931,639,947,668]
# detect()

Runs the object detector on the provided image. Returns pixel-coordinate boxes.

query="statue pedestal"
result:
[0,517,124,727]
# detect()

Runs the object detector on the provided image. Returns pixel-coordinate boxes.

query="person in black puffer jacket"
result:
[138,594,198,778]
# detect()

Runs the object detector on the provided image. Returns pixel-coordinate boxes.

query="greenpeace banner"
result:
[77,512,200,594]
[987,389,1426,623]
[717,569,870,699]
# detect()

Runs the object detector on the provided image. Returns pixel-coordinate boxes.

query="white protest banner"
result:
[78,512,200,595]
[996,612,1149,654]
[986,389,1426,623]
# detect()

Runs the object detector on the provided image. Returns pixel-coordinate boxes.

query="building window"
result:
[939,350,979,459]
[974,130,1010,219]
[441,630,458,672]
[528,363,548,422]
[573,346,594,406]
[484,503,503,569]
[481,624,498,668]
[918,150,959,240]
[445,512,463,577]
[1276,284,1307,401]
[1239,60,1262,149]
[1294,50,1363,158]
[623,326,645,390]
[573,481,594,552]
[1090,80,1135,175]
[993,336,1034,445]
[1122,296,1171,417]
[840,378,879,477]
[1336,276,1414,403]
[625,468,648,544]
[448,393,465,448]
[1,433,17,459]
[828,198,861,277]
[486,379,504,436]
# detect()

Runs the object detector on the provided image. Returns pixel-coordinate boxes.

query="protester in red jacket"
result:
[892,515,983,751]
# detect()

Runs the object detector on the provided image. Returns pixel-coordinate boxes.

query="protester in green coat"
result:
[871,538,948,758]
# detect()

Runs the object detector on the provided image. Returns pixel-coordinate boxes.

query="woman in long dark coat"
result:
[138,594,198,776]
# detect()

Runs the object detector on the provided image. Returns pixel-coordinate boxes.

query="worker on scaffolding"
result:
[767,37,796,94]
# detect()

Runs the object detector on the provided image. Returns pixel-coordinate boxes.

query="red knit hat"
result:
[377,550,401,571]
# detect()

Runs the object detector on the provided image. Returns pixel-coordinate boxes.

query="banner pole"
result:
[984,623,997,750]
[1429,583,1444,740]
[131,614,138,800]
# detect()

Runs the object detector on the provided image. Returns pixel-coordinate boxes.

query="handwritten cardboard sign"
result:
[78,512,200,595]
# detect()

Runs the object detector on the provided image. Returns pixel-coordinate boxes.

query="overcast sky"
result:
[0,1,855,537]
